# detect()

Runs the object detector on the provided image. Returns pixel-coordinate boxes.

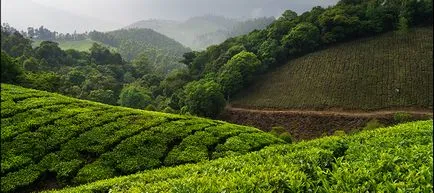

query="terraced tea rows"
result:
[50,120,433,193]
[232,27,433,110]
[0,84,283,192]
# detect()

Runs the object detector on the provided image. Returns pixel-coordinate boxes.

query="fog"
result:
[1,0,338,33]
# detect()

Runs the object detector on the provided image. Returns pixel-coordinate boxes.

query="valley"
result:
[1,0,433,192]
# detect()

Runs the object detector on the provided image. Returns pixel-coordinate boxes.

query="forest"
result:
[1,0,432,118]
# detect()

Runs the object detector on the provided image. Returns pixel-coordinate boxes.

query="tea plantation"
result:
[50,120,433,193]
[0,84,283,192]
[232,27,433,110]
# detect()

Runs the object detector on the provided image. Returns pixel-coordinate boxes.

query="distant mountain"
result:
[1,0,121,33]
[126,15,275,50]
[89,28,191,74]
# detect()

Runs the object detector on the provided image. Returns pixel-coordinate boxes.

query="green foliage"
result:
[22,57,40,72]
[282,22,321,54]
[278,132,293,144]
[214,51,262,99]
[398,16,409,33]
[333,130,346,136]
[88,89,116,105]
[269,127,292,143]
[1,51,23,83]
[1,26,33,57]
[52,120,433,193]
[1,84,281,193]
[182,80,226,118]
[89,43,123,65]
[364,119,384,130]
[269,126,286,136]
[394,112,412,123]
[118,84,152,109]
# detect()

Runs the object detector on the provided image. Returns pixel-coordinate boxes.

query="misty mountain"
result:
[126,15,275,50]
[1,0,122,33]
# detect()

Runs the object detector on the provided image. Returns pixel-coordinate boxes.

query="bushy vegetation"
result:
[49,120,433,193]
[1,26,186,112]
[232,27,433,110]
[0,84,283,193]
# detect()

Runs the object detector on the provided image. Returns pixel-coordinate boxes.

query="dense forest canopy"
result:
[1,0,432,118]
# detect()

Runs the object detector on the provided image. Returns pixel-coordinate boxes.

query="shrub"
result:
[333,130,346,136]
[279,132,293,143]
[364,119,384,130]
[393,112,412,123]
[270,126,286,136]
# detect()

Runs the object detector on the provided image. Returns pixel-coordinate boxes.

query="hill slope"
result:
[126,16,274,50]
[0,84,282,192]
[231,27,433,110]
[90,28,191,74]
[51,120,433,192]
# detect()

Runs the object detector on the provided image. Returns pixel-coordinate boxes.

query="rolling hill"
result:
[0,84,283,193]
[231,27,433,110]
[126,15,275,50]
[50,120,433,192]
[90,28,192,74]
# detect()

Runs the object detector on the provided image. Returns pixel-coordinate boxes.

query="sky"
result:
[1,0,338,33]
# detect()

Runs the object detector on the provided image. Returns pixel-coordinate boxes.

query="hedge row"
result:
[51,120,433,193]
[1,84,283,192]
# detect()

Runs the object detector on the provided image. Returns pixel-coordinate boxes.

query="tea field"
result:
[232,27,433,110]
[50,120,433,193]
[0,84,283,192]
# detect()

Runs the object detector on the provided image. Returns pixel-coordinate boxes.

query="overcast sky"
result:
[1,0,338,33]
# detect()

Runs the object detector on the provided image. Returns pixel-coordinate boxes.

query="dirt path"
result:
[226,106,433,118]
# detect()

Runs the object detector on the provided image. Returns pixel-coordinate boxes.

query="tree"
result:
[223,51,262,84]
[258,39,285,68]
[34,41,65,66]
[22,57,40,72]
[66,69,86,86]
[281,22,321,55]
[280,10,298,21]
[118,84,152,109]
[88,89,116,105]
[1,51,22,83]
[182,79,225,118]
[131,52,153,78]
[218,68,243,99]
[89,43,123,65]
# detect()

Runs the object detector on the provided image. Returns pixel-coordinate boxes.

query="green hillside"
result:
[32,39,116,52]
[51,120,433,192]
[126,16,275,50]
[89,28,191,74]
[232,27,433,110]
[0,84,283,192]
